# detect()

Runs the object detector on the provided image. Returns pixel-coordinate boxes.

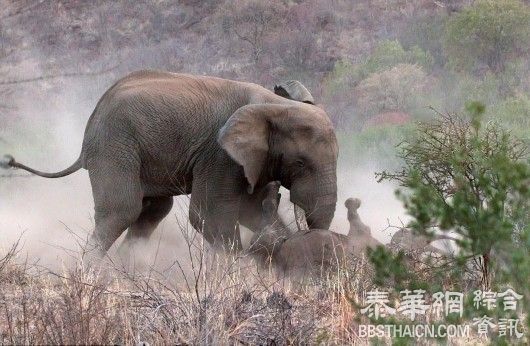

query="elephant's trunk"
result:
[305,200,336,230]
[290,166,337,230]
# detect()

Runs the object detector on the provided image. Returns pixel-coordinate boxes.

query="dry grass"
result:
[0,226,494,345]
[0,229,377,345]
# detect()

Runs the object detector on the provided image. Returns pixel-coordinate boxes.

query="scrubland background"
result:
[0,0,529,344]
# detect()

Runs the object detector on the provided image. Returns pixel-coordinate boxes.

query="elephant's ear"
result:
[274,80,315,105]
[218,104,287,194]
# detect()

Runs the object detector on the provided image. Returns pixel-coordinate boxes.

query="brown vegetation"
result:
[1,1,528,343]
[0,234,371,345]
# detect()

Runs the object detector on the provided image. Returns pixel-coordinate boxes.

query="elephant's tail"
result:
[0,154,82,178]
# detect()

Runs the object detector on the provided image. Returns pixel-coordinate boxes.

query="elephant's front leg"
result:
[189,193,243,250]
[189,165,245,251]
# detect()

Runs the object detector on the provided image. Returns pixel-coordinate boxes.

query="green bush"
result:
[375,104,530,338]
[399,13,448,68]
[323,59,358,97]
[489,95,530,141]
[498,58,530,94]
[323,40,434,128]
[362,40,434,76]
[320,59,360,128]
[324,40,433,93]
[434,71,505,114]
[353,40,433,80]
[322,41,434,128]
[355,64,428,119]
[337,124,413,169]
[444,0,530,73]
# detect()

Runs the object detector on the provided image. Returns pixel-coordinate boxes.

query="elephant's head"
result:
[218,103,338,230]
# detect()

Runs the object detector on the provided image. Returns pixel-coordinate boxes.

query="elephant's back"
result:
[103,72,252,151]
[109,70,260,101]
[81,71,254,190]
[90,71,252,125]
[82,70,279,140]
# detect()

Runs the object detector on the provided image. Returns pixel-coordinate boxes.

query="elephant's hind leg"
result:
[88,166,144,255]
[125,196,174,241]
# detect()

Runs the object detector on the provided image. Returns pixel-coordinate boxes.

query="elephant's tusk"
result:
[294,204,309,232]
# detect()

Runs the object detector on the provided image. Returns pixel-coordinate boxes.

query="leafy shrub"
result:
[489,95,530,141]
[326,40,433,85]
[324,59,358,95]
[362,40,433,76]
[494,58,530,98]
[434,71,505,114]
[399,13,448,68]
[338,124,413,169]
[444,0,530,73]
[321,59,360,128]
[354,64,428,120]
[375,104,530,336]
[407,45,435,71]
[357,40,413,76]
[322,41,434,128]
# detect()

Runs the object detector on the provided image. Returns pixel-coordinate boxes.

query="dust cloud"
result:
[0,77,406,272]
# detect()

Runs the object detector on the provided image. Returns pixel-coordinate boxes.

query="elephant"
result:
[249,182,378,276]
[1,71,338,254]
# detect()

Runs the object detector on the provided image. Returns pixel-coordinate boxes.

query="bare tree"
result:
[227,1,282,64]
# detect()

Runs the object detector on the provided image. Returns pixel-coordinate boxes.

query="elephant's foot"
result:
[80,236,108,269]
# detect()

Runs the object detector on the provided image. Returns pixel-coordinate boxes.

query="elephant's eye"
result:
[295,159,305,168]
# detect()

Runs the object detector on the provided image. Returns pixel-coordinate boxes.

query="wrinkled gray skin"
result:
[2,71,338,254]
[249,183,375,276]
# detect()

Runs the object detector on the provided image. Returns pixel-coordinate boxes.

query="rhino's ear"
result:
[274,80,315,105]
